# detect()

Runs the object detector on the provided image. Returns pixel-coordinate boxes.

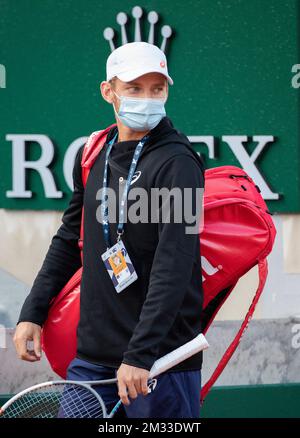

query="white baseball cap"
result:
[106,42,174,85]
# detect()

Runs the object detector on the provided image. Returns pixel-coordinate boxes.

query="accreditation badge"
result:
[101,240,138,293]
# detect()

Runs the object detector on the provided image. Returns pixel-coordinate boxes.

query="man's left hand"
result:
[117,363,150,406]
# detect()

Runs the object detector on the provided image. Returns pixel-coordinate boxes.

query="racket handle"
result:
[149,333,209,378]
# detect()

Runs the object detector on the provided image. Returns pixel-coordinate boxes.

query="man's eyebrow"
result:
[126,81,140,85]
[125,81,167,86]
[152,82,167,86]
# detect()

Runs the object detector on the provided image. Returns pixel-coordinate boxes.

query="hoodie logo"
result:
[130,171,142,185]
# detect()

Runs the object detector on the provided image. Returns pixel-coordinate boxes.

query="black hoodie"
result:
[18,116,205,372]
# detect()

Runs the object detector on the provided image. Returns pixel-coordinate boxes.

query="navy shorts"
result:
[66,357,201,419]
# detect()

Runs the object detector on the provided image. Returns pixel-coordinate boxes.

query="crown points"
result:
[103,27,116,51]
[148,11,159,24]
[160,25,172,52]
[116,12,128,25]
[103,5,173,54]
[161,25,172,38]
[116,12,128,44]
[147,11,159,44]
[132,6,143,42]
[132,6,143,18]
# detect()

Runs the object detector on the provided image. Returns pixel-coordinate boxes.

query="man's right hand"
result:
[14,322,42,362]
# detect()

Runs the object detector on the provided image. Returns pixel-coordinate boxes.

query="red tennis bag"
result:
[41,125,276,403]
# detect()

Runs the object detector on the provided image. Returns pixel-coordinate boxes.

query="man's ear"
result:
[100,81,114,104]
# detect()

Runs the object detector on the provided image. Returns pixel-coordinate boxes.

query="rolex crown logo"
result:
[103,5,173,53]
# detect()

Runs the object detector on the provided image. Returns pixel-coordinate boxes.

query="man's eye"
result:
[128,87,140,92]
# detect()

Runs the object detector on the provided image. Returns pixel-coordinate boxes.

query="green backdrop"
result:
[0,0,299,212]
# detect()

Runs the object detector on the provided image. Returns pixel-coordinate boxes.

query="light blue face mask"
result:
[112,91,167,132]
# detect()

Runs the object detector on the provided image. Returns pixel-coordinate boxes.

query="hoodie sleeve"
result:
[17,146,84,327]
[122,153,205,370]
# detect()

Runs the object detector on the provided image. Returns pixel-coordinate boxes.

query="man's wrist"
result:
[122,357,152,372]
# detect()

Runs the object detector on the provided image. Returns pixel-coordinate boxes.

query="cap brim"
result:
[116,67,174,85]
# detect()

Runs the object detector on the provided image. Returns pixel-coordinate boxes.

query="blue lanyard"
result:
[101,132,149,249]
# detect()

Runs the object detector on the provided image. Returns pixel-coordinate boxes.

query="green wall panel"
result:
[0,0,299,211]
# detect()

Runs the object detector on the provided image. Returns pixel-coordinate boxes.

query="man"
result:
[14,42,205,418]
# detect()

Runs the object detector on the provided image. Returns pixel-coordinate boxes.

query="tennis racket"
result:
[0,333,209,418]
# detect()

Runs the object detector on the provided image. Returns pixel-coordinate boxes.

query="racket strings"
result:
[2,390,61,418]
[1,383,105,418]
[60,386,104,418]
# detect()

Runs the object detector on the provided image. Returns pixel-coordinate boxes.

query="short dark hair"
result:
[108,76,117,88]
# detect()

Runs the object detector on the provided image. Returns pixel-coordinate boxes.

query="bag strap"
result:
[200,257,268,404]
[78,124,117,261]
